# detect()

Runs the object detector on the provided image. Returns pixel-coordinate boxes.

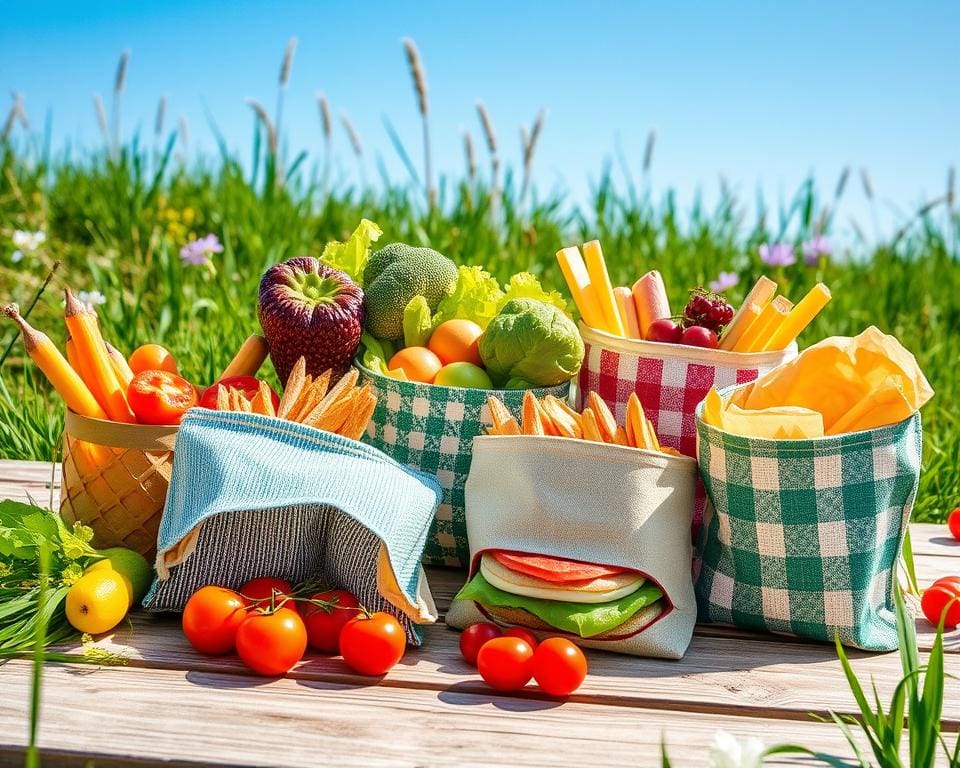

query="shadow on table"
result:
[436,683,564,712]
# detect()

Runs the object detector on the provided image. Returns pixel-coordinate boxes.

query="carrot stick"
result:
[219,334,269,379]
[3,304,107,419]
[63,289,135,422]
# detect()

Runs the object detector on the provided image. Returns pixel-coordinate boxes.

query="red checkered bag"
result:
[575,323,797,529]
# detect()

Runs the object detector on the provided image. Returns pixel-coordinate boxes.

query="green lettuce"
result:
[431,265,504,329]
[320,218,383,283]
[499,272,568,315]
[403,295,433,348]
[358,331,395,375]
[453,571,662,638]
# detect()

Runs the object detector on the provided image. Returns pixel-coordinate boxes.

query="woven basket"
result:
[60,410,178,559]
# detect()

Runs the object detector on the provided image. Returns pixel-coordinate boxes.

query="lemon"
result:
[86,547,153,608]
[66,571,129,635]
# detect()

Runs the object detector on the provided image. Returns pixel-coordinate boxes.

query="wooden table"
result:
[1,459,957,766]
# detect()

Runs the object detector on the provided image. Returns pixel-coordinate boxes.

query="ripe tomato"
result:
[197,376,280,410]
[680,325,719,349]
[240,577,297,614]
[532,637,588,696]
[339,612,406,676]
[388,347,443,384]
[235,607,308,676]
[127,370,197,425]
[921,583,960,629]
[646,319,683,344]
[128,343,179,375]
[476,636,534,692]
[182,586,249,655]
[948,508,960,541]
[503,627,539,650]
[302,589,361,652]
[428,319,484,367]
[459,622,502,666]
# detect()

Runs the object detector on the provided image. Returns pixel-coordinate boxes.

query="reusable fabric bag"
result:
[358,362,569,568]
[446,435,699,659]
[143,408,443,644]
[694,389,923,651]
[576,323,797,529]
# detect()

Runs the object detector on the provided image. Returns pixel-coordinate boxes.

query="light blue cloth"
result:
[144,408,442,612]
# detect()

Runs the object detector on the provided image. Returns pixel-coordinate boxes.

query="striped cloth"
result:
[143,409,443,643]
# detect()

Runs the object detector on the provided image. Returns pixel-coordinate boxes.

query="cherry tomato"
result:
[235,607,308,676]
[302,589,361,652]
[476,636,534,692]
[934,576,960,591]
[680,325,719,349]
[128,343,179,375]
[182,586,249,655]
[240,577,297,614]
[948,508,960,541]
[532,637,588,696]
[339,612,406,676]
[646,319,683,344]
[459,622,502,666]
[503,627,539,650]
[921,583,960,629]
[197,376,280,411]
[127,370,197,425]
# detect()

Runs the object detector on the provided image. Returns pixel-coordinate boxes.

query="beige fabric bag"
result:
[446,435,699,659]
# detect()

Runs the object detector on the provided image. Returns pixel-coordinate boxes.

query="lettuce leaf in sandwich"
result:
[455,572,663,638]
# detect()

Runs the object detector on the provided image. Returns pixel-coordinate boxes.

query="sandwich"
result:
[454,550,666,639]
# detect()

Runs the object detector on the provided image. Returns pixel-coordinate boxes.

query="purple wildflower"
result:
[180,233,223,266]
[801,235,831,265]
[708,271,740,293]
[758,243,796,268]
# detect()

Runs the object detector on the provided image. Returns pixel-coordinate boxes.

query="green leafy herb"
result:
[0,500,99,653]
[403,295,433,348]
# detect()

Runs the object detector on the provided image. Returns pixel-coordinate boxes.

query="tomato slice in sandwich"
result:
[490,550,632,584]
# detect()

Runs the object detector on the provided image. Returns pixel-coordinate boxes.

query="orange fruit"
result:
[428,320,484,366]
[388,347,443,384]
[128,343,179,375]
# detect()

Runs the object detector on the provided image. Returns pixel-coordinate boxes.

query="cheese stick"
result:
[614,287,642,338]
[764,283,832,351]
[582,240,625,336]
[631,271,671,338]
[732,298,784,353]
[719,276,777,351]
[556,246,607,331]
[748,296,794,351]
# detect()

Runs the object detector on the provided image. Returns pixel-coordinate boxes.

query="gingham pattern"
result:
[694,394,923,651]
[576,325,796,529]
[358,363,569,567]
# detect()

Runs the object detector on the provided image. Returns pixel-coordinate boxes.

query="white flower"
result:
[77,290,107,308]
[12,230,46,252]
[10,250,24,264]
[708,730,766,768]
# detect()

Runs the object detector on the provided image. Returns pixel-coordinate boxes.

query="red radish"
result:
[681,326,719,349]
[646,319,683,344]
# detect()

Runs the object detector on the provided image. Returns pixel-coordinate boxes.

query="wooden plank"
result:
[0,459,60,484]
[0,660,864,767]
[59,611,960,728]
[911,523,960,558]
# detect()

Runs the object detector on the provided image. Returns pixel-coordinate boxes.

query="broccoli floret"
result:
[363,243,458,341]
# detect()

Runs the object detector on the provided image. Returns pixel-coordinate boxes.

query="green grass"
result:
[0,135,957,522]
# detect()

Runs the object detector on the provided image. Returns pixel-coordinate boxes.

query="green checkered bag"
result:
[694,387,923,651]
[357,362,570,567]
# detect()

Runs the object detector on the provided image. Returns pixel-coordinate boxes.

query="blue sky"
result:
[2,0,957,235]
